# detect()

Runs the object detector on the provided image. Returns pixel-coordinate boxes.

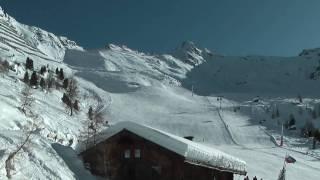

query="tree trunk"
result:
[70,106,73,116]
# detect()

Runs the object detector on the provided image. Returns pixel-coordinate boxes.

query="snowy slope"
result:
[183,55,320,97]
[0,5,319,180]
[0,6,83,63]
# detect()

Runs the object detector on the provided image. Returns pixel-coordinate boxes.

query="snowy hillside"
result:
[183,55,320,96]
[0,6,83,63]
[0,5,319,180]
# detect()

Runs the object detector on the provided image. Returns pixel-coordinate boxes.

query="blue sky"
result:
[1,0,320,56]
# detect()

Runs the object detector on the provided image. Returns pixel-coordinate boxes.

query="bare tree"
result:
[20,85,34,115]
[5,124,36,178]
[6,84,39,178]
[89,104,105,145]
[81,103,106,150]
[63,78,78,116]
[46,70,55,91]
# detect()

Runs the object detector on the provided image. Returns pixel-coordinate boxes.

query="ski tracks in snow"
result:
[205,97,241,146]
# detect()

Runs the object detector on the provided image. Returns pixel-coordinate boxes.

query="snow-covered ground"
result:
[0,5,319,180]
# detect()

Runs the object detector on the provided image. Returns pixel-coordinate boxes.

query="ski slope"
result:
[0,5,319,180]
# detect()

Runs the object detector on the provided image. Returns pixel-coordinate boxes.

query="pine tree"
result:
[63,78,69,89]
[29,71,38,87]
[73,100,80,111]
[40,66,47,75]
[40,78,46,90]
[26,57,33,70]
[88,106,93,120]
[23,71,29,84]
[59,68,64,80]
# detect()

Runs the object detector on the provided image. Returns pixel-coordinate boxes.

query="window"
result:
[124,149,130,159]
[134,149,141,158]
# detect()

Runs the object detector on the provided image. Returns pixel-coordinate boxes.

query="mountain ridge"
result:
[0,6,319,180]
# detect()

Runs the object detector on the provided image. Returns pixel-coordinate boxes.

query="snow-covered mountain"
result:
[0,6,319,180]
[0,6,83,63]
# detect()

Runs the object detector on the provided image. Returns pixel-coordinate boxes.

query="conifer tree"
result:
[62,93,70,105]
[88,106,93,120]
[59,68,64,80]
[23,71,29,84]
[40,77,46,90]
[29,71,38,87]
[26,57,33,70]
[40,66,47,75]
[63,78,69,89]
[73,100,80,111]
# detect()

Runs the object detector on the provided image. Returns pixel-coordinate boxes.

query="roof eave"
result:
[185,160,247,176]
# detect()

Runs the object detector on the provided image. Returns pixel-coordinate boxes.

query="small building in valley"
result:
[80,121,247,180]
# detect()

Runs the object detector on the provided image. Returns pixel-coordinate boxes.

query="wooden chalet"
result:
[80,121,247,180]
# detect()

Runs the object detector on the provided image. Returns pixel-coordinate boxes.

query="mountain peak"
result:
[172,41,206,66]
[0,6,5,17]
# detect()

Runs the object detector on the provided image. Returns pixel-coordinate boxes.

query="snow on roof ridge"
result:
[133,121,247,174]
[87,121,246,174]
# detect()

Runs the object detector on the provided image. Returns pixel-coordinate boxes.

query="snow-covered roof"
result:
[82,121,247,175]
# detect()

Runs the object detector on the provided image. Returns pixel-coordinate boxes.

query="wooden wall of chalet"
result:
[81,130,233,180]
